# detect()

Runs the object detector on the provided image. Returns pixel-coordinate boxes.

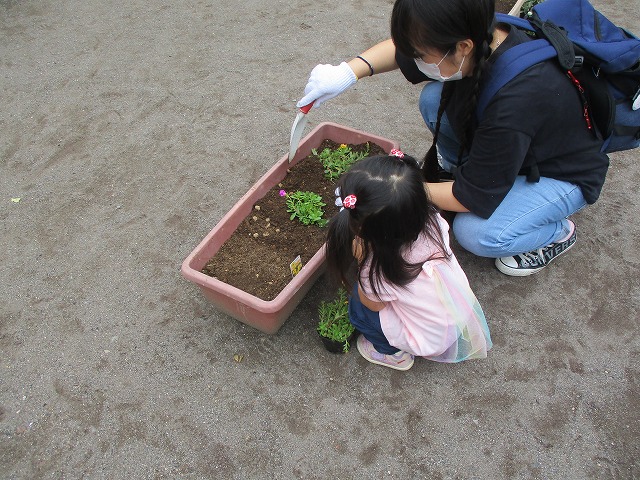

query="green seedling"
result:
[317,289,355,353]
[312,143,370,181]
[521,0,544,17]
[285,190,328,227]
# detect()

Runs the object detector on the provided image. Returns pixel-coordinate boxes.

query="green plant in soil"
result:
[520,0,544,17]
[317,289,355,353]
[285,190,328,227]
[313,142,370,181]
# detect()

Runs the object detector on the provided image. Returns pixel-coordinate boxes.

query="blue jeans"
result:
[348,284,399,355]
[419,82,588,258]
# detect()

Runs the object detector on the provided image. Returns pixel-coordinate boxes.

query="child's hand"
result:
[352,236,365,263]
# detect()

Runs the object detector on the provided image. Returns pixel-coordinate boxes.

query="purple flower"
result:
[279,190,287,197]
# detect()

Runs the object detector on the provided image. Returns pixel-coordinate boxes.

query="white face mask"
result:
[415,50,465,82]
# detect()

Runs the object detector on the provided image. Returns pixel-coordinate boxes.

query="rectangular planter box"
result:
[181,122,399,334]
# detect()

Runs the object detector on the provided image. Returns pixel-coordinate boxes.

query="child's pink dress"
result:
[359,214,492,362]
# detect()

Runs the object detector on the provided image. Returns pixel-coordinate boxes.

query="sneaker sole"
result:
[356,337,414,371]
[495,237,576,277]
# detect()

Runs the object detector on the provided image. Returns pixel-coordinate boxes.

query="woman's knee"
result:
[452,214,511,258]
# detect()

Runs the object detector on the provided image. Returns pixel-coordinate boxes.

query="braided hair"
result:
[391,0,495,181]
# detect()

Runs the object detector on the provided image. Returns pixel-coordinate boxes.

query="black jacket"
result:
[396,25,609,219]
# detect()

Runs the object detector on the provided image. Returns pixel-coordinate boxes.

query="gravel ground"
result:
[1,0,638,478]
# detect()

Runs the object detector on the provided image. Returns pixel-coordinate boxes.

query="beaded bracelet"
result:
[356,55,374,77]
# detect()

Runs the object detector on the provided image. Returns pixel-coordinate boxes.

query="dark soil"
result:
[495,0,518,14]
[201,140,385,301]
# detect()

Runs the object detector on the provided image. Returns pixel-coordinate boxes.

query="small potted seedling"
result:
[313,142,370,181]
[317,289,357,353]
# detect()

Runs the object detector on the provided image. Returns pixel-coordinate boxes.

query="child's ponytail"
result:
[325,207,358,290]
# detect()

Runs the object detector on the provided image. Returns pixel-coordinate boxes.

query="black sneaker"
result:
[495,221,577,276]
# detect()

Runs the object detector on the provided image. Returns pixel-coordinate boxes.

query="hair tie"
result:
[335,187,357,211]
[390,149,404,158]
[343,194,357,209]
[334,187,344,211]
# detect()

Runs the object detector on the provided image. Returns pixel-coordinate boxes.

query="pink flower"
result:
[279,190,287,197]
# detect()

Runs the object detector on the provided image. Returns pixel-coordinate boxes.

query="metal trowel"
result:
[288,101,315,162]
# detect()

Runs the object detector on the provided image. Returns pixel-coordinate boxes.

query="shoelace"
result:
[519,248,546,267]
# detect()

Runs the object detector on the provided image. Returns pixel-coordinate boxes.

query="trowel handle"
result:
[299,101,315,114]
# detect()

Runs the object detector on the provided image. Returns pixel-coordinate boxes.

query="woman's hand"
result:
[297,62,357,108]
[297,39,399,109]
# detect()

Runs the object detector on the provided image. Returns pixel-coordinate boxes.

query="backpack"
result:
[477,0,640,154]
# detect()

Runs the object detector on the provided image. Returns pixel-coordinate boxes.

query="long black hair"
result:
[391,0,495,181]
[325,154,449,298]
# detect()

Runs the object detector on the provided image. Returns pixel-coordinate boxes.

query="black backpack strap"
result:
[527,164,541,183]
[608,74,640,100]
[614,125,640,139]
[529,14,577,70]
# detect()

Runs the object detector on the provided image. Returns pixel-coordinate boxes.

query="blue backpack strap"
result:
[495,13,533,32]
[477,39,558,120]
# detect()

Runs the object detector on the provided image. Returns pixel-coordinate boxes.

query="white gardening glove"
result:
[296,62,357,109]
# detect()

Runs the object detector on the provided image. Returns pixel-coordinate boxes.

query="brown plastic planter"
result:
[181,122,399,334]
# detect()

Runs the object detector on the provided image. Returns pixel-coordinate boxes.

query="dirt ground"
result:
[1,0,638,479]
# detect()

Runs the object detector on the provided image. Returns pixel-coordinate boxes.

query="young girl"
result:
[298,0,610,277]
[326,152,492,371]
